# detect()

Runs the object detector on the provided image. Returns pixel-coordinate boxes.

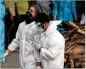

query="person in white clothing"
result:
[3,10,43,68]
[33,13,65,68]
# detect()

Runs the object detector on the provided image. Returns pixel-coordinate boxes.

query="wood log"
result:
[62,21,85,35]
[77,29,85,35]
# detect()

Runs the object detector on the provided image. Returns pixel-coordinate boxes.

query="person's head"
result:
[29,6,35,17]
[29,5,39,17]
[35,13,50,30]
[25,5,40,24]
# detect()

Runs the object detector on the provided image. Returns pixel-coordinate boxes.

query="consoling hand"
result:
[33,35,41,50]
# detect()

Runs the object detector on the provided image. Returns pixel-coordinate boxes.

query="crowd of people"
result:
[0,0,85,69]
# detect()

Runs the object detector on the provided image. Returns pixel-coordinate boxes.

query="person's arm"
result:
[7,23,21,52]
[34,48,41,67]
[40,42,64,60]
[3,24,21,57]
[25,25,41,68]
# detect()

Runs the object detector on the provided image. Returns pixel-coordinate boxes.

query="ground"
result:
[1,49,19,68]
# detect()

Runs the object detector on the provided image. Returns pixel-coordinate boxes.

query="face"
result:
[29,6,35,17]
[43,23,49,30]
[37,22,49,31]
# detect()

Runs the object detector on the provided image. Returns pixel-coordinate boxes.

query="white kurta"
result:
[34,20,65,68]
[23,21,44,68]
[8,21,26,68]
[8,21,41,68]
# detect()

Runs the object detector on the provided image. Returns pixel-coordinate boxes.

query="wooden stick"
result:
[62,21,85,35]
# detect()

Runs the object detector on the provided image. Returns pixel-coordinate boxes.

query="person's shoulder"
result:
[26,21,36,29]
[28,21,36,26]
[19,21,26,26]
[50,20,62,25]
[25,21,37,34]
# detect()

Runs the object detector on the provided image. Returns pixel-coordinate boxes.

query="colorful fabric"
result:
[53,0,77,22]
[0,1,6,62]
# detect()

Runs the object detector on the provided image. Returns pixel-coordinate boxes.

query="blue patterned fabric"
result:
[53,0,77,22]
[53,0,77,30]
[0,0,6,62]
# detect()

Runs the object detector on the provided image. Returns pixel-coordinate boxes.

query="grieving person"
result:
[3,10,41,68]
[34,13,65,68]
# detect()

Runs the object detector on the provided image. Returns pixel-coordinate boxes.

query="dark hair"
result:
[35,13,49,24]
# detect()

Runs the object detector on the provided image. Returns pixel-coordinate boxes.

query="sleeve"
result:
[53,0,58,16]
[25,24,41,50]
[34,48,41,62]
[70,0,77,16]
[8,24,21,51]
[33,34,41,50]
[24,27,35,53]
[40,42,64,60]
[25,27,41,62]
[34,48,41,67]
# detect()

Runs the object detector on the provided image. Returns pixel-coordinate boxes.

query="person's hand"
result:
[3,49,11,57]
[3,52,9,58]
[33,35,41,50]
[3,52,8,58]
[36,62,42,69]
[53,15,57,20]
[33,41,41,50]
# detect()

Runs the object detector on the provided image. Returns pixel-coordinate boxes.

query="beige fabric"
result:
[4,0,28,16]
[4,1,16,16]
